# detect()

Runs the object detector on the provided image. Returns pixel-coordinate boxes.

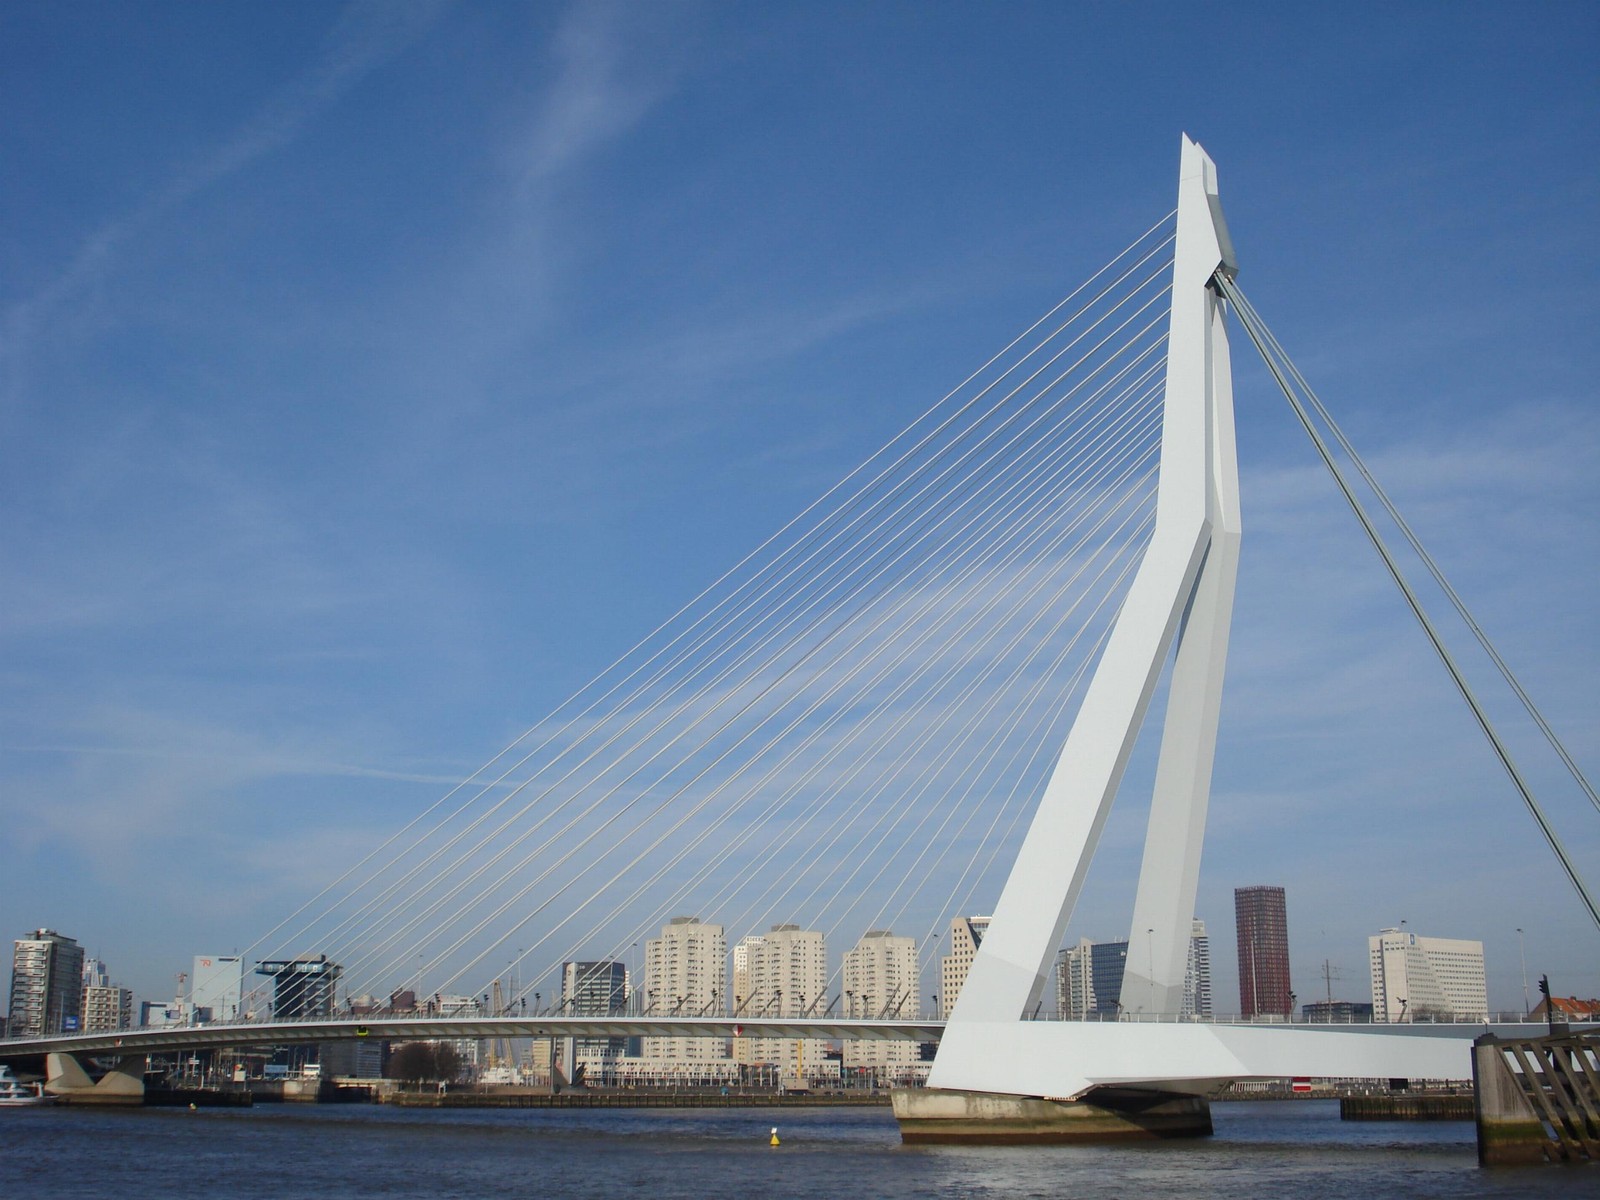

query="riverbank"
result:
[384,1088,891,1108]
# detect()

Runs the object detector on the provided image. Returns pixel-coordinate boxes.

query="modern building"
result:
[841,930,917,1073]
[1057,938,1095,1019]
[191,954,244,1023]
[321,1039,386,1078]
[939,915,990,1018]
[424,993,484,1070]
[732,934,764,1016]
[1182,918,1213,1019]
[1235,886,1292,1017]
[739,924,826,1082]
[641,916,727,1071]
[1055,924,1207,1020]
[1302,1000,1374,1023]
[140,999,188,1028]
[1368,929,1488,1023]
[79,955,133,1033]
[1090,940,1129,1017]
[9,929,86,1036]
[255,955,340,1020]
[560,959,630,1080]
[81,983,133,1032]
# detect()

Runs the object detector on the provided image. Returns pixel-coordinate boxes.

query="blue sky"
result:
[2,1,1596,1014]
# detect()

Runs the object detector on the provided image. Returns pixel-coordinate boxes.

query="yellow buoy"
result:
[769,1127,781,1147]
[188,1103,197,1111]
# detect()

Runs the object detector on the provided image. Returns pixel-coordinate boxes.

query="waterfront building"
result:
[1302,1000,1374,1023]
[1235,886,1292,1017]
[1183,919,1213,1019]
[1090,940,1128,1017]
[81,983,133,1032]
[9,929,86,1036]
[642,917,727,1069]
[256,954,340,1020]
[191,954,244,1022]
[842,930,917,1073]
[939,915,990,1018]
[140,999,188,1027]
[1057,938,1095,1018]
[425,993,484,1069]
[730,933,765,1068]
[561,959,630,1081]
[321,1039,385,1078]
[740,924,825,1082]
[731,934,763,1015]
[1055,924,1206,1020]
[1368,928,1487,1022]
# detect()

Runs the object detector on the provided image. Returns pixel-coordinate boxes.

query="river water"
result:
[4,1099,1584,1198]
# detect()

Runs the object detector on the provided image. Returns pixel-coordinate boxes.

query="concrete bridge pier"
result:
[1473,1031,1600,1165]
[891,1086,1212,1144]
[45,1052,146,1106]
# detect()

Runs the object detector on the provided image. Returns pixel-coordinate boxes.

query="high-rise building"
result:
[9,929,86,1036]
[255,955,340,1020]
[841,930,917,1072]
[1055,925,1207,1020]
[78,955,131,1033]
[740,924,826,1081]
[1235,886,1292,1017]
[1183,918,1213,1019]
[561,959,630,1079]
[1090,940,1129,1017]
[192,955,244,1023]
[1057,938,1096,1018]
[82,983,133,1032]
[939,915,990,1018]
[731,934,764,1016]
[642,916,727,1068]
[1368,929,1488,1023]
[731,933,765,1069]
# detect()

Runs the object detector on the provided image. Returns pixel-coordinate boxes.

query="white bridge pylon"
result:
[930,136,1469,1099]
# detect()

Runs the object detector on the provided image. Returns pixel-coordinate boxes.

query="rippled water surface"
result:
[5,1099,1586,1198]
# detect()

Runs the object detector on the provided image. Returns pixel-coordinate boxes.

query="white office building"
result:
[192,954,244,1023]
[1369,928,1488,1023]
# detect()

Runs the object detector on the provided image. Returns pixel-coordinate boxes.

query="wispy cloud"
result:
[1,0,451,407]
[517,0,679,185]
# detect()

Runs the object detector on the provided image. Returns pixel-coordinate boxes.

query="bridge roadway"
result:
[0,1016,1579,1066]
[0,1015,943,1062]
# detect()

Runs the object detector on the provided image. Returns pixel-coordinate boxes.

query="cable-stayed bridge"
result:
[7,137,1595,1139]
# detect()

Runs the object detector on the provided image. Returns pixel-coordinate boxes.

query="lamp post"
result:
[1147,927,1155,1017]
[1516,928,1529,1018]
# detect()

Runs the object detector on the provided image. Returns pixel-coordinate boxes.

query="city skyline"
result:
[8,902,1534,1038]
[1,4,1595,1012]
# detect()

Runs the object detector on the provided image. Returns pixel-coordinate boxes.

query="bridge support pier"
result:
[45,1052,146,1106]
[891,1086,1211,1144]
[1473,1031,1600,1165]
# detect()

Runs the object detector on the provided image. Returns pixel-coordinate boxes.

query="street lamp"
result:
[1516,928,1529,1018]
[1147,928,1155,1017]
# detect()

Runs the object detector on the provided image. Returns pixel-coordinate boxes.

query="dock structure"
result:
[1472,1029,1600,1165]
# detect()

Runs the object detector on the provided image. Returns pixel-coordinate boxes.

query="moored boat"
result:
[0,1064,54,1106]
